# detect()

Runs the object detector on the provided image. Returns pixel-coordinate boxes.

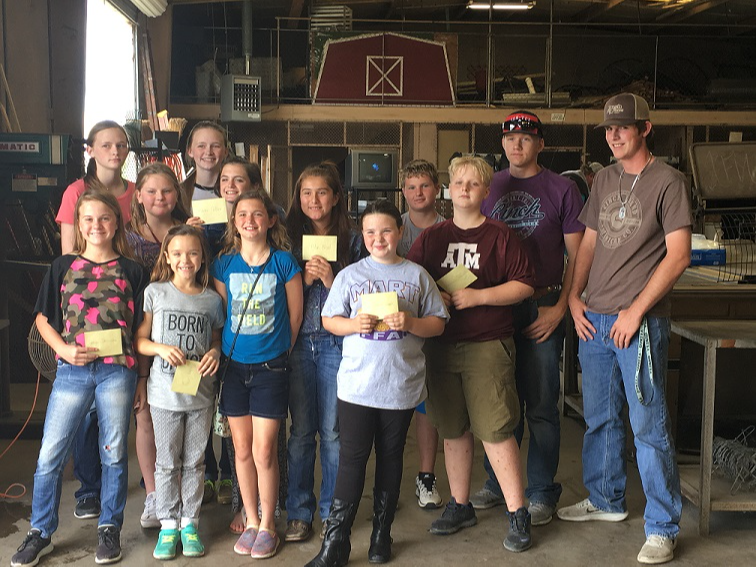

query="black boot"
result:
[305,498,358,567]
[368,490,399,564]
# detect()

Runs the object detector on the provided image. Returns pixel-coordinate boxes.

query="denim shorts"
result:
[220,352,290,419]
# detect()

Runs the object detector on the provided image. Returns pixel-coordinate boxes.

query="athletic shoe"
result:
[140,492,160,529]
[284,519,312,542]
[528,501,556,526]
[234,526,259,555]
[216,478,233,505]
[557,498,629,522]
[469,486,506,510]
[637,535,677,565]
[250,529,280,559]
[180,524,205,558]
[415,473,442,509]
[503,507,532,553]
[153,529,180,560]
[202,479,215,505]
[11,529,53,567]
[95,525,122,564]
[74,496,101,520]
[429,497,477,535]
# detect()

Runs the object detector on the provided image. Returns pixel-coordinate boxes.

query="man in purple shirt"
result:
[472,111,585,527]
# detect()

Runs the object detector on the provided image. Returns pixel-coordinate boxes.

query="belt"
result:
[531,284,562,301]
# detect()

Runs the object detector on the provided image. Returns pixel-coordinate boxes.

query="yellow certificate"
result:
[84,328,123,357]
[171,360,202,396]
[360,292,399,320]
[302,235,338,262]
[436,264,478,293]
[192,198,228,225]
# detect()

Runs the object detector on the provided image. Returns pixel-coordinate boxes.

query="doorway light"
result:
[467,1,535,10]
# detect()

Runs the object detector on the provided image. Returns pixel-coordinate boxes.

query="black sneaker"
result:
[11,529,53,567]
[503,507,532,552]
[429,497,477,535]
[74,496,101,520]
[95,525,122,564]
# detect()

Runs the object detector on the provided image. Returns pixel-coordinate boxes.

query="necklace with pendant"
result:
[618,153,653,220]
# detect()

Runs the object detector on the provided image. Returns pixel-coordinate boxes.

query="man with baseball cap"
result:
[471,110,584,527]
[558,93,691,564]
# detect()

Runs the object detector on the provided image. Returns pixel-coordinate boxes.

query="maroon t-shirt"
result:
[482,168,585,288]
[407,218,535,342]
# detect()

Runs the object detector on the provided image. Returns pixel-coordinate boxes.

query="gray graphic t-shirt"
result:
[322,257,448,410]
[580,160,692,317]
[144,281,225,411]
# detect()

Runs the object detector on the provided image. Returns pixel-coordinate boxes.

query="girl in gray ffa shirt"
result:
[305,200,448,567]
[135,225,225,560]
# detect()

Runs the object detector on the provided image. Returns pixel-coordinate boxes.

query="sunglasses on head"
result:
[502,116,542,136]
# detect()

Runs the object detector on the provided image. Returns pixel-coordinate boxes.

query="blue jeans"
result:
[31,360,136,538]
[579,312,681,538]
[73,400,102,501]
[483,292,564,508]
[286,333,342,523]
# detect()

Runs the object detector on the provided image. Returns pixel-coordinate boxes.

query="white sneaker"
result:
[415,474,442,509]
[557,498,628,522]
[637,535,676,564]
[140,491,160,529]
[469,486,506,510]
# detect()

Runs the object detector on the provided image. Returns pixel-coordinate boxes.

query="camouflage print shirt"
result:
[35,255,148,369]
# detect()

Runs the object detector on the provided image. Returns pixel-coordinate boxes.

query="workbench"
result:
[672,320,756,535]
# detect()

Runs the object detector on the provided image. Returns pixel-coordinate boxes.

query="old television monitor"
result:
[345,149,398,190]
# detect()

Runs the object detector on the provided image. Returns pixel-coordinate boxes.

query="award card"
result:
[302,235,338,262]
[84,328,123,357]
[436,264,478,293]
[360,291,399,320]
[192,198,228,225]
[171,360,202,396]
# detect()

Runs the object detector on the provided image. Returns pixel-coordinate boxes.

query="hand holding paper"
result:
[172,360,202,396]
[302,235,338,262]
[360,291,399,320]
[436,264,477,293]
[84,328,123,357]
[192,198,228,225]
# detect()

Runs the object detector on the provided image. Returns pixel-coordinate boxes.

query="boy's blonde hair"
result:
[448,156,493,188]
[400,159,439,187]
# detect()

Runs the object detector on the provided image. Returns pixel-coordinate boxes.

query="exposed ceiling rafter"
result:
[569,0,629,23]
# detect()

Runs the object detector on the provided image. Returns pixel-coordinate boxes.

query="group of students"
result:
[13,90,690,567]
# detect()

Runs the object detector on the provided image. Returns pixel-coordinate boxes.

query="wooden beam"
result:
[169,102,756,127]
[654,0,730,24]
[287,0,306,29]
[569,0,628,24]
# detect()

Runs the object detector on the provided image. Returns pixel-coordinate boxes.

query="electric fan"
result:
[27,321,57,381]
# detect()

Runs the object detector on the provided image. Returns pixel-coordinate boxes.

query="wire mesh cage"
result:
[702,211,756,284]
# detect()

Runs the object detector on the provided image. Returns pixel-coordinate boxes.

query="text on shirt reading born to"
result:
[348,280,421,304]
[441,243,480,270]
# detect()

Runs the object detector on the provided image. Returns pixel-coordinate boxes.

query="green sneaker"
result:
[153,529,180,560]
[181,524,205,557]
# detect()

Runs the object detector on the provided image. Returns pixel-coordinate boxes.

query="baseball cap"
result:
[502,110,544,139]
[596,93,650,128]
[587,162,604,174]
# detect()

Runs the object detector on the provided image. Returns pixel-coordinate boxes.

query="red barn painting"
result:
[314,33,454,105]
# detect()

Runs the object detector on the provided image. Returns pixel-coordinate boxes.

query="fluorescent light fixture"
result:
[467,1,535,10]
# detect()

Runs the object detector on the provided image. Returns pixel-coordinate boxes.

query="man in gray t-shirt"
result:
[559,93,692,566]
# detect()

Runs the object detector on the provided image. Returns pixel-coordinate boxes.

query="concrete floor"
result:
[2,386,756,567]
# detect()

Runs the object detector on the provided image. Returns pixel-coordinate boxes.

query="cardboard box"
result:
[691,248,725,266]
